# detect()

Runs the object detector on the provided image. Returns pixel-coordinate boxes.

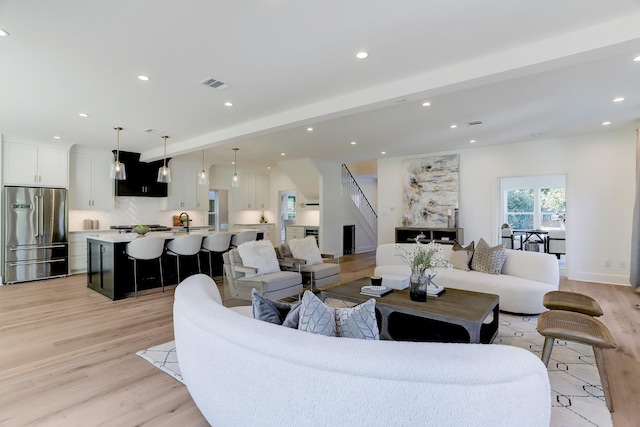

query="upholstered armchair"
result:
[278,237,341,292]
[547,229,566,259]
[501,227,522,250]
[222,240,302,301]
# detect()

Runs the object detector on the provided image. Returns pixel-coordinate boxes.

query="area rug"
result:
[137,313,612,426]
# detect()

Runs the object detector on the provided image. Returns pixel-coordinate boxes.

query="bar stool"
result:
[537,310,617,411]
[166,234,203,283]
[126,236,166,298]
[230,230,258,248]
[200,232,232,276]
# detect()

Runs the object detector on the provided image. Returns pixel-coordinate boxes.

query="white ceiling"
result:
[1,0,640,172]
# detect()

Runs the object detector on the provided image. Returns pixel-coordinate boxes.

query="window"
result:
[500,175,566,230]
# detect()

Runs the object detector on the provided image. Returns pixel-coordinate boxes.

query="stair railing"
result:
[341,164,377,232]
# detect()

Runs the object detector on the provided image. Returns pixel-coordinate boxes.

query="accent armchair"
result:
[278,237,341,292]
[222,240,302,301]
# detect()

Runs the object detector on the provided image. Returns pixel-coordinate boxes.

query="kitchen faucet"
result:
[179,212,190,233]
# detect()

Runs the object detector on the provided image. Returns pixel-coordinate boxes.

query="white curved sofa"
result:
[174,274,551,427]
[374,243,559,314]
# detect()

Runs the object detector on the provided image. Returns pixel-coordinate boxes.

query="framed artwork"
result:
[402,154,459,227]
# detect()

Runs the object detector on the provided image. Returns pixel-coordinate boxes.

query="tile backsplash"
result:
[69,197,206,231]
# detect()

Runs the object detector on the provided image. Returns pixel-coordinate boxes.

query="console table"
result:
[395,227,463,245]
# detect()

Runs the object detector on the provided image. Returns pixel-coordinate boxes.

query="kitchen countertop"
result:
[86,230,211,243]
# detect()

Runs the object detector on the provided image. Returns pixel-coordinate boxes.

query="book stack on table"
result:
[360,286,393,297]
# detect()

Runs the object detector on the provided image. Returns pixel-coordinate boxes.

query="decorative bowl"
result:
[133,225,150,236]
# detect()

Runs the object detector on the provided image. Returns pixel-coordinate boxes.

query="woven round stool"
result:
[537,310,617,411]
[543,290,603,317]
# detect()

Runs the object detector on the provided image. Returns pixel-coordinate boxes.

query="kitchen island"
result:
[86,229,265,300]
[86,231,209,300]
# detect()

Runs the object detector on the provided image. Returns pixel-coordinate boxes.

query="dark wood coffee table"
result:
[321,277,499,343]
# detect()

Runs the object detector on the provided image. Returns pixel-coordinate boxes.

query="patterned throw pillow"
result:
[298,291,379,340]
[470,238,507,274]
[251,289,301,329]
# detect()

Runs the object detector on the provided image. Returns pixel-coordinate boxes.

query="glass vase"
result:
[409,268,427,302]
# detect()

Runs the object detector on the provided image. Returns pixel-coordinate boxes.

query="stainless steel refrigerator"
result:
[3,186,68,284]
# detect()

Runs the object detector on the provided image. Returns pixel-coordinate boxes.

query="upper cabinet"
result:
[165,163,209,210]
[113,151,168,197]
[69,151,114,210]
[3,142,69,187]
[234,172,269,210]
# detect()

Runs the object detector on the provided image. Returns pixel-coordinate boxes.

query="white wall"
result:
[378,129,635,286]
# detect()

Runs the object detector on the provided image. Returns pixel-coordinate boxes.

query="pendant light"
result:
[110,127,127,180]
[157,135,171,183]
[231,147,240,188]
[198,149,208,185]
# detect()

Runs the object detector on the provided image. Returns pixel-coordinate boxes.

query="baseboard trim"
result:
[569,271,630,286]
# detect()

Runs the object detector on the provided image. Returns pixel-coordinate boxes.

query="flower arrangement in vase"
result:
[396,238,449,302]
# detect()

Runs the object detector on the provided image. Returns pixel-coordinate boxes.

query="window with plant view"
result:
[500,175,566,230]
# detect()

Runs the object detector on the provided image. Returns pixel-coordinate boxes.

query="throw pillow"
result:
[451,240,474,271]
[288,236,323,266]
[452,240,474,252]
[449,250,472,271]
[471,238,507,274]
[251,289,301,329]
[298,290,336,336]
[237,240,280,276]
[298,291,379,340]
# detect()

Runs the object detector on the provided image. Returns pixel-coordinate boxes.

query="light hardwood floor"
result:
[0,252,638,426]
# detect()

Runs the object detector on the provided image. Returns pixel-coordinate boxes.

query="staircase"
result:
[341,164,377,234]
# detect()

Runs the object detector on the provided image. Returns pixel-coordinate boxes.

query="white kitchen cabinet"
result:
[166,163,204,210]
[234,173,269,210]
[286,225,305,241]
[69,151,114,210]
[3,142,69,187]
[196,178,209,210]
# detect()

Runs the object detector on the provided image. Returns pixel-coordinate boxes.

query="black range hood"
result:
[112,150,171,197]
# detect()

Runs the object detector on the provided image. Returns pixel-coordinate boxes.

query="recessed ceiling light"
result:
[450,124,458,129]
[422,102,431,107]
[224,102,233,107]
[281,152,286,156]
[0,29,9,37]
[634,55,640,62]
[469,139,476,143]
[53,136,61,140]
[78,113,89,117]
[381,151,386,155]
[356,51,368,59]
[137,75,150,81]
[267,166,271,170]
[231,161,235,165]
[350,141,356,145]
[307,127,314,132]
[602,121,611,126]
[613,97,625,102]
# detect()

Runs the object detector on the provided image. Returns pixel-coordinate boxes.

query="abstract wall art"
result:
[402,154,459,227]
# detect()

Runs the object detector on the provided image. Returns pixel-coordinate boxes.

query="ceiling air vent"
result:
[467,120,483,126]
[200,77,231,91]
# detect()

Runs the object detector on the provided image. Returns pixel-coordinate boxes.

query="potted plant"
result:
[396,239,449,302]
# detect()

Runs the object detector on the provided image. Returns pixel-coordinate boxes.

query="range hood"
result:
[112,151,171,197]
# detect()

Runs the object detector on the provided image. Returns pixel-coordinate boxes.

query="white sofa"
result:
[374,243,559,314]
[174,274,551,427]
